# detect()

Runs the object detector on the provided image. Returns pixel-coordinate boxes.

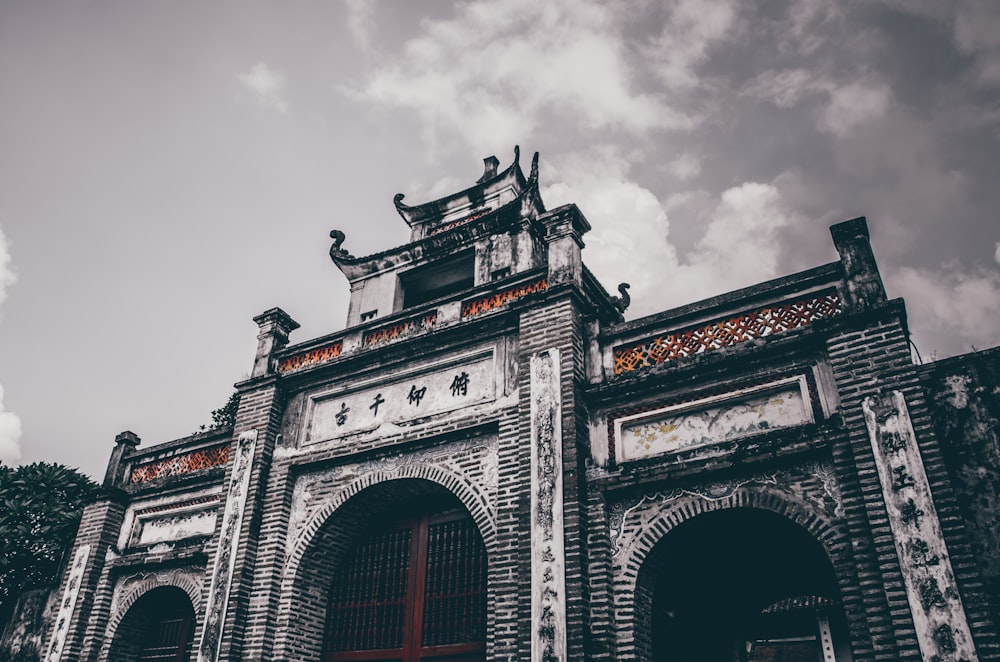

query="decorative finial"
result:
[513,145,520,165]
[611,283,631,313]
[529,151,539,182]
[477,155,500,183]
[329,230,352,260]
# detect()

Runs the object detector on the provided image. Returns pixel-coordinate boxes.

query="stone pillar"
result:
[518,295,591,661]
[250,308,299,378]
[530,348,568,662]
[102,431,139,488]
[537,204,590,287]
[196,430,258,662]
[862,391,978,660]
[44,463,128,660]
[830,217,886,312]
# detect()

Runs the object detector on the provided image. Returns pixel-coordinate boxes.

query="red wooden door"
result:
[323,509,487,662]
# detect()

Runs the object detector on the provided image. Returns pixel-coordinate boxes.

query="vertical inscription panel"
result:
[863,391,978,662]
[44,544,90,662]
[197,430,257,662]
[530,349,567,662]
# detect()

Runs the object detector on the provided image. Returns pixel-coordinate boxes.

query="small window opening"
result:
[360,310,378,322]
[400,252,475,309]
[491,267,511,281]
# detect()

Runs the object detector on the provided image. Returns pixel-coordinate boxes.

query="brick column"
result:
[825,219,998,660]
[518,294,590,661]
[195,309,297,662]
[44,433,135,661]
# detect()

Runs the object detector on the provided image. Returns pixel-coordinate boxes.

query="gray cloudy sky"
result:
[1,0,999,477]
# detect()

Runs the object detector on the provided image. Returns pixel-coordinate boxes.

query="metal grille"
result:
[137,616,192,662]
[325,528,412,652]
[421,518,487,646]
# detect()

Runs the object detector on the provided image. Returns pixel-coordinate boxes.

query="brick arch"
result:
[284,463,496,580]
[612,485,853,661]
[102,579,200,662]
[272,468,496,660]
[106,571,202,638]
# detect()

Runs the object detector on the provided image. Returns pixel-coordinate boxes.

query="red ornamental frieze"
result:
[428,208,490,236]
[278,342,344,374]
[613,293,843,375]
[461,278,548,318]
[129,444,232,484]
[363,312,439,348]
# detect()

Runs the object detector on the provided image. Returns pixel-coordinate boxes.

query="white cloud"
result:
[665,153,702,181]
[687,182,794,289]
[0,227,20,464]
[0,384,22,465]
[238,62,289,113]
[643,0,738,89]
[891,264,1000,358]
[820,81,891,136]
[350,0,694,153]
[0,225,15,307]
[543,149,796,317]
[955,0,1000,85]
[344,0,376,51]
[742,69,815,108]
[743,70,891,136]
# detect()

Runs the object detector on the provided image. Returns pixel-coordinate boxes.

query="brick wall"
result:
[826,305,1000,660]
[922,347,1000,631]
[55,495,127,661]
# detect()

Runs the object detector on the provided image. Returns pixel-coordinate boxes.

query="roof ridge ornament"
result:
[611,283,631,314]
[329,230,353,261]
[477,155,500,183]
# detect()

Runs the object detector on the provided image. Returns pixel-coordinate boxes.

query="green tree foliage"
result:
[200,391,240,432]
[0,463,97,629]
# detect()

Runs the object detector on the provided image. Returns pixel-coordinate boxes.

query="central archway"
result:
[322,493,487,662]
[278,477,490,661]
[638,508,849,662]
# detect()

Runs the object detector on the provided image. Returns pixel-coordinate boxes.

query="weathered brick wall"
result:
[826,306,1000,660]
[0,587,59,661]
[55,495,127,661]
[922,346,1000,629]
[517,294,589,660]
[237,335,525,661]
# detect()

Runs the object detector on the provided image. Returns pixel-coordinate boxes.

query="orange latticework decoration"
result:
[429,208,490,236]
[613,292,843,375]
[129,443,231,483]
[461,278,548,318]
[278,342,344,373]
[363,312,439,348]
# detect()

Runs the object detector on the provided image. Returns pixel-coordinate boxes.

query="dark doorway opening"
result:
[108,585,195,662]
[643,508,848,662]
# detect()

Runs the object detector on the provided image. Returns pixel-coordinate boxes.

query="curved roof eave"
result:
[393,146,527,227]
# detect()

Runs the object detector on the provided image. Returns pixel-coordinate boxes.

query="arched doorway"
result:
[319,483,487,662]
[639,508,850,662]
[107,586,195,661]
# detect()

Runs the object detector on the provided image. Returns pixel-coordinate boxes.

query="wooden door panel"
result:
[323,509,486,662]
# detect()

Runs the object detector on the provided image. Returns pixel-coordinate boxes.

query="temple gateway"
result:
[7,148,1000,661]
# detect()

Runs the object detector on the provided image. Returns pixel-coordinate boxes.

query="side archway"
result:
[272,476,493,661]
[105,585,196,662]
[614,487,857,661]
